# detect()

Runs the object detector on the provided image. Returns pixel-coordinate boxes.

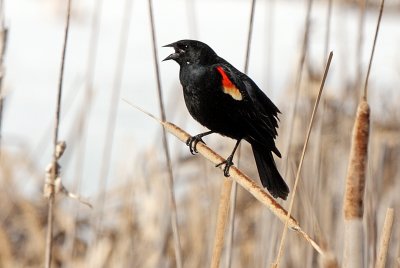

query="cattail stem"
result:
[376,208,394,268]
[225,181,238,268]
[211,179,233,268]
[164,121,324,255]
[363,0,385,100]
[123,99,325,256]
[164,122,299,224]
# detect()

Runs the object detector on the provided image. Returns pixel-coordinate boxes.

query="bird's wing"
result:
[212,63,281,156]
[240,75,280,133]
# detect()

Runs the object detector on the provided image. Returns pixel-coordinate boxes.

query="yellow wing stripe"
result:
[216,66,243,101]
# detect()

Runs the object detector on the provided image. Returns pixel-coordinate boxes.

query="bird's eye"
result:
[184,44,189,49]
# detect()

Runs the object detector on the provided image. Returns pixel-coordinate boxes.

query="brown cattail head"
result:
[344,100,370,219]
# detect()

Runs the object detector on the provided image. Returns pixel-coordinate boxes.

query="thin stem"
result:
[376,208,394,268]
[244,0,256,74]
[273,52,333,267]
[363,0,385,100]
[355,0,366,93]
[283,0,313,178]
[163,119,323,254]
[264,0,275,92]
[324,0,332,61]
[224,180,237,268]
[211,179,233,268]
[74,0,104,208]
[45,0,72,267]
[148,0,182,267]
[70,0,103,260]
[0,0,7,159]
[95,0,133,231]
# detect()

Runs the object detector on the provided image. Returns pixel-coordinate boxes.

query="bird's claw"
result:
[186,135,206,155]
[216,155,234,177]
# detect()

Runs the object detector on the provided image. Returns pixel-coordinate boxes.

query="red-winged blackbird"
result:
[163,39,289,200]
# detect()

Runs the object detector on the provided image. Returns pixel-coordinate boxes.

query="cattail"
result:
[343,100,370,268]
[343,0,384,265]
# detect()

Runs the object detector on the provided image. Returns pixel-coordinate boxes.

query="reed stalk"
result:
[273,51,333,268]
[0,0,7,159]
[123,100,325,256]
[210,179,233,268]
[148,0,182,266]
[44,0,72,267]
[375,208,394,268]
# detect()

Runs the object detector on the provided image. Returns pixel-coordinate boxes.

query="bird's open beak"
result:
[162,52,179,62]
[162,42,181,61]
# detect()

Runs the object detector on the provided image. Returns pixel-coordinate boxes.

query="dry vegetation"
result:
[1,0,400,267]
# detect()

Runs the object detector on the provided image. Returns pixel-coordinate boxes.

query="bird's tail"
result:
[251,144,289,200]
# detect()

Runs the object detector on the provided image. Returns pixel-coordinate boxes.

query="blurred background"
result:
[1,0,399,267]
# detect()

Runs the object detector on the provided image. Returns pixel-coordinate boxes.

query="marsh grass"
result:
[1,89,399,267]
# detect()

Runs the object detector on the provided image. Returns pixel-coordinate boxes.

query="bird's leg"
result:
[216,139,241,177]
[186,131,214,155]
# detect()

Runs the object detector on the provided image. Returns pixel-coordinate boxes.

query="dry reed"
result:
[211,179,233,268]
[124,100,324,255]
[0,0,7,157]
[148,0,183,266]
[376,208,394,268]
[44,0,72,267]
[273,51,333,267]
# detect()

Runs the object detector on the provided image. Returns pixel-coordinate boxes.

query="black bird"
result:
[163,39,289,200]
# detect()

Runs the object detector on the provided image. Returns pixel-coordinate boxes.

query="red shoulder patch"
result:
[216,66,243,101]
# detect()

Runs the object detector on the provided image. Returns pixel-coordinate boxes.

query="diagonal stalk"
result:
[273,52,333,267]
[123,98,325,256]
